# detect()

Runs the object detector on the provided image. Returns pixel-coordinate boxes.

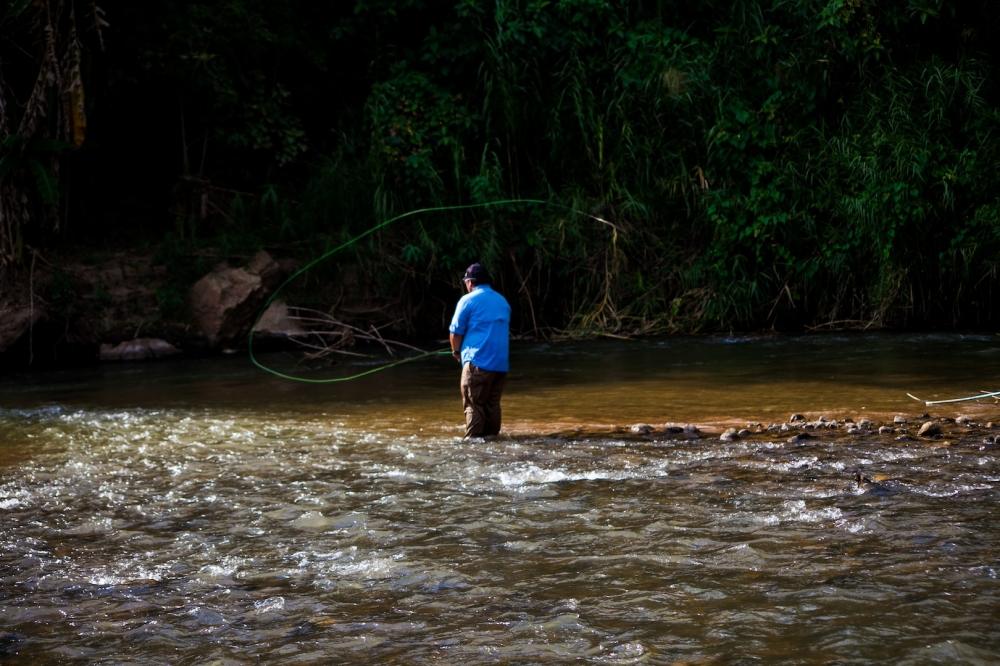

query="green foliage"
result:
[367,69,475,212]
[161,1,311,170]
[5,0,1000,335]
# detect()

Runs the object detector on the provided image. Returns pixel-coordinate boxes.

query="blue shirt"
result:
[449,285,511,372]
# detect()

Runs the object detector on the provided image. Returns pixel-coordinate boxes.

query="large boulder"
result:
[189,251,284,348]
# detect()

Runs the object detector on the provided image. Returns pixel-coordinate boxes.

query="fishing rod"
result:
[248,198,615,383]
[906,390,1000,406]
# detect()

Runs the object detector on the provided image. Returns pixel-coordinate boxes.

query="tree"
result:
[0,0,104,275]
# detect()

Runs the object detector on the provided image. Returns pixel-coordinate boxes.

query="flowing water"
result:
[1,334,998,664]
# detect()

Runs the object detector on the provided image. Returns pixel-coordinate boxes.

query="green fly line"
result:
[248,198,614,383]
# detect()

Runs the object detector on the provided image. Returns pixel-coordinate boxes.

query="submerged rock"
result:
[98,338,181,361]
[189,607,226,626]
[720,428,740,442]
[291,511,334,531]
[0,632,25,657]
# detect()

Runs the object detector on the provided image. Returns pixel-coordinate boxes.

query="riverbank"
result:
[0,249,329,369]
[4,244,1000,376]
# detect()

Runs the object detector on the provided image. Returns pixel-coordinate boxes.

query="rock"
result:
[720,428,739,442]
[247,250,280,278]
[857,418,872,429]
[789,414,805,423]
[737,428,751,438]
[189,251,285,347]
[252,300,306,339]
[99,338,181,361]
[788,433,816,444]
[0,300,45,353]
[988,422,995,429]
[955,415,971,425]
[893,415,907,424]
[630,424,654,435]
[878,426,893,435]
[663,424,699,439]
[846,426,860,435]
[917,421,941,437]
[678,425,701,440]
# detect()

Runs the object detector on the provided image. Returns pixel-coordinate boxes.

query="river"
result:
[1,333,998,663]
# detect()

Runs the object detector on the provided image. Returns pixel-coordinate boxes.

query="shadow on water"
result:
[3,333,999,428]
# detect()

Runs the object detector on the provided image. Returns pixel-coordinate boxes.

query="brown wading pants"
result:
[461,363,507,438]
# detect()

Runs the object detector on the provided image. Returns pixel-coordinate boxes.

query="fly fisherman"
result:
[448,263,511,438]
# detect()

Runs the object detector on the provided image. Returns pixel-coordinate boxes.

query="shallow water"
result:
[1,334,999,663]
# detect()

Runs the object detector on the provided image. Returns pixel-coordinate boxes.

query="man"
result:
[449,262,511,438]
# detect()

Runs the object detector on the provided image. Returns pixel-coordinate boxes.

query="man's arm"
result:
[449,333,463,363]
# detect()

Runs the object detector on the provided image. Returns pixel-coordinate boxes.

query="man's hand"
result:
[449,332,463,364]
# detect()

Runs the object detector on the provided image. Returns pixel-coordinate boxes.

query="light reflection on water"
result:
[1,334,999,663]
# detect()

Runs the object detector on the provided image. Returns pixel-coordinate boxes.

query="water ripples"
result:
[1,405,998,663]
